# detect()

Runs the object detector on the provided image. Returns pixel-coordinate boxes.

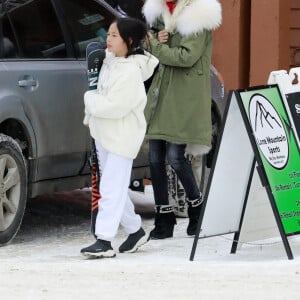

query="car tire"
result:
[0,134,27,245]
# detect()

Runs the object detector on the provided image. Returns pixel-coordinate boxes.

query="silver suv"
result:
[0,0,225,245]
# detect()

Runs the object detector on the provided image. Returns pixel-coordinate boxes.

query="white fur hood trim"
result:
[143,0,222,36]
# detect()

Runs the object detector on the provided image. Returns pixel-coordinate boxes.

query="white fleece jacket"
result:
[84,51,158,159]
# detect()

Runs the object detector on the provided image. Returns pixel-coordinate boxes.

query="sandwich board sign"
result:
[190,85,300,261]
[234,68,300,251]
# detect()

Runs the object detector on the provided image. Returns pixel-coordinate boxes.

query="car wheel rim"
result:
[0,154,21,231]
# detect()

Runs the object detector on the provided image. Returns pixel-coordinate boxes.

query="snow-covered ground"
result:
[0,189,300,300]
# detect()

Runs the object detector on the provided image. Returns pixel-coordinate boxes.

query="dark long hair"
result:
[115,18,147,57]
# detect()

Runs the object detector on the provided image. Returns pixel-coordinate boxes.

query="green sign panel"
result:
[238,86,300,235]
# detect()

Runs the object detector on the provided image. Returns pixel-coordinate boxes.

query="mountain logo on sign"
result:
[249,94,289,169]
[254,101,281,132]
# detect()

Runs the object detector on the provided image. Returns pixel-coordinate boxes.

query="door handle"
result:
[18,79,37,87]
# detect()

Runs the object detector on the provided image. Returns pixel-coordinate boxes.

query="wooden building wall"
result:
[249,0,290,86]
[212,0,299,90]
[211,0,250,90]
[290,0,300,68]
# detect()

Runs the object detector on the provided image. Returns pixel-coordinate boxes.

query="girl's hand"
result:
[157,30,169,43]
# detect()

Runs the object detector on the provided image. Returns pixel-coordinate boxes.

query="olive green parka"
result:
[143,0,222,155]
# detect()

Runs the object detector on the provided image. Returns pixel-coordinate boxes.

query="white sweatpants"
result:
[94,140,141,241]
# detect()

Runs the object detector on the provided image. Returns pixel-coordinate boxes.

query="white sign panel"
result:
[199,93,254,238]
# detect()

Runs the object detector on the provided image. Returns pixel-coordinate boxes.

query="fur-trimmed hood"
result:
[143,0,222,36]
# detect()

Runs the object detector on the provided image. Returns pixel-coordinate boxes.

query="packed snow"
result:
[0,189,299,299]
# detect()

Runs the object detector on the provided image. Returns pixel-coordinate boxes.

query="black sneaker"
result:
[119,228,149,253]
[80,239,116,258]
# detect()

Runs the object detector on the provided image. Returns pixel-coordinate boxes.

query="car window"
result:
[2,0,66,59]
[0,17,17,59]
[59,0,116,58]
[0,2,18,59]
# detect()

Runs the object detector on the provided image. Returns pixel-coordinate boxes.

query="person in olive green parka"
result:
[143,0,222,239]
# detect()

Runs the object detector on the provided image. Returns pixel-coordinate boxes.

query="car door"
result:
[2,0,90,181]
[54,0,117,170]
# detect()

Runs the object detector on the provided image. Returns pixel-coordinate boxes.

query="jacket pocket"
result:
[184,59,203,77]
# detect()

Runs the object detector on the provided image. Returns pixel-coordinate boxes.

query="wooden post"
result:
[212,0,251,90]
[249,0,290,86]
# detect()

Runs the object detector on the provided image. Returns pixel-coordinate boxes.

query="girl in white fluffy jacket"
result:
[81,18,158,258]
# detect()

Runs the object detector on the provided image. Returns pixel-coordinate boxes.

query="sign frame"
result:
[190,85,300,261]
[190,91,256,260]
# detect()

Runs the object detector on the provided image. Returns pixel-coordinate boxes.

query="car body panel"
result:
[1,59,91,180]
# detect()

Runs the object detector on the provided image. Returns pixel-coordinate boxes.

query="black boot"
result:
[149,205,177,239]
[186,197,203,236]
